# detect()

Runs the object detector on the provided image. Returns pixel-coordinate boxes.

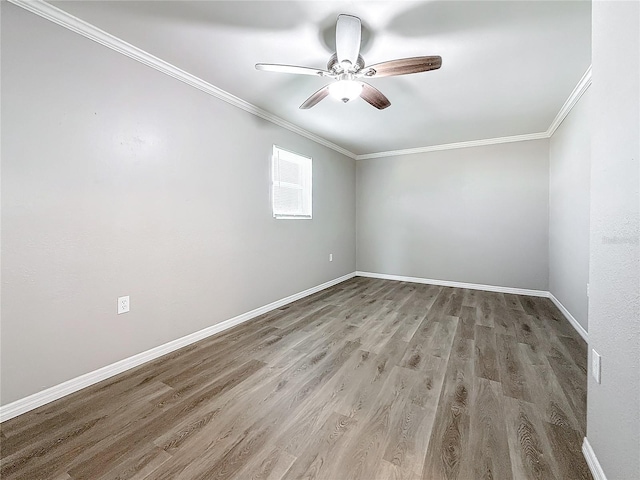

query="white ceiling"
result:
[51,0,592,156]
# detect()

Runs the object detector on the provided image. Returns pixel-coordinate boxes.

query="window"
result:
[271,145,312,219]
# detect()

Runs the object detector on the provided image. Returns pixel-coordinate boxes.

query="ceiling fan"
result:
[255,14,442,110]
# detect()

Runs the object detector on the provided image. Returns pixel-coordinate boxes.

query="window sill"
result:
[274,215,313,220]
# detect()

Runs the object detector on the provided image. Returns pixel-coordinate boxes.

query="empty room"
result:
[1,1,638,479]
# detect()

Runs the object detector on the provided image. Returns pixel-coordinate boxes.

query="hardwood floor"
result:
[0,277,592,479]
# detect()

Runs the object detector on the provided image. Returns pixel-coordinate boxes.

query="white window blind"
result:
[272,146,312,219]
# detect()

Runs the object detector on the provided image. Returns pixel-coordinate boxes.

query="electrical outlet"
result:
[329,253,333,262]
[592,349,601,383]
[118,296,130,314]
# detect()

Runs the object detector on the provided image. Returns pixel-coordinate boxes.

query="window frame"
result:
[271,145,313,220]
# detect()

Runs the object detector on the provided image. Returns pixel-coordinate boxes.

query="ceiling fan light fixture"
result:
[256,14,441,110]
[329,80,363,103]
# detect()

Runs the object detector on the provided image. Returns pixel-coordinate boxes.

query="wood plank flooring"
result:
[0,277,592,479]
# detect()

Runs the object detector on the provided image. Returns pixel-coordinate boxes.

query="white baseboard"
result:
[0,272,356,423]
[356,271,588,341]
[355,271,548,297]
[582,437,608,480]
[1,271,589,421]
[548,293,588,342]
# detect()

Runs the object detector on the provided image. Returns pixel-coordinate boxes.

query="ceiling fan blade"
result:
[299,85,330,109]
[360,82,391,110]
[335,14,361,67]
[360,56,442,78]
[255,63,329,76]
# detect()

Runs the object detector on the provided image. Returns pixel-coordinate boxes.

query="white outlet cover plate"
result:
[592,349,601,383]
[118,296,130,314]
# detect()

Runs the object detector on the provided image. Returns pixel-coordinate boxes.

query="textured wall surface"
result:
[587,1,640,478]
[356,140,550,290]
[549,90,591,331]
[1,4,356,405]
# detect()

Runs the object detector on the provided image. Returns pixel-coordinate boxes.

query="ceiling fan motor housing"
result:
[327,53,365,74]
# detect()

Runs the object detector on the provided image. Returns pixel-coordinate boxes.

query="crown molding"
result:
[355,131,549,160]
[9,0,591,162]
[546,65,592,137]
[8,0,358,160]
[356,65,592,160]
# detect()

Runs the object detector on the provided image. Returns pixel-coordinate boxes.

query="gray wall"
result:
[587,1,640,478]
[356,140,550,290]
[549,90,591,332]
[1,4,356,405]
